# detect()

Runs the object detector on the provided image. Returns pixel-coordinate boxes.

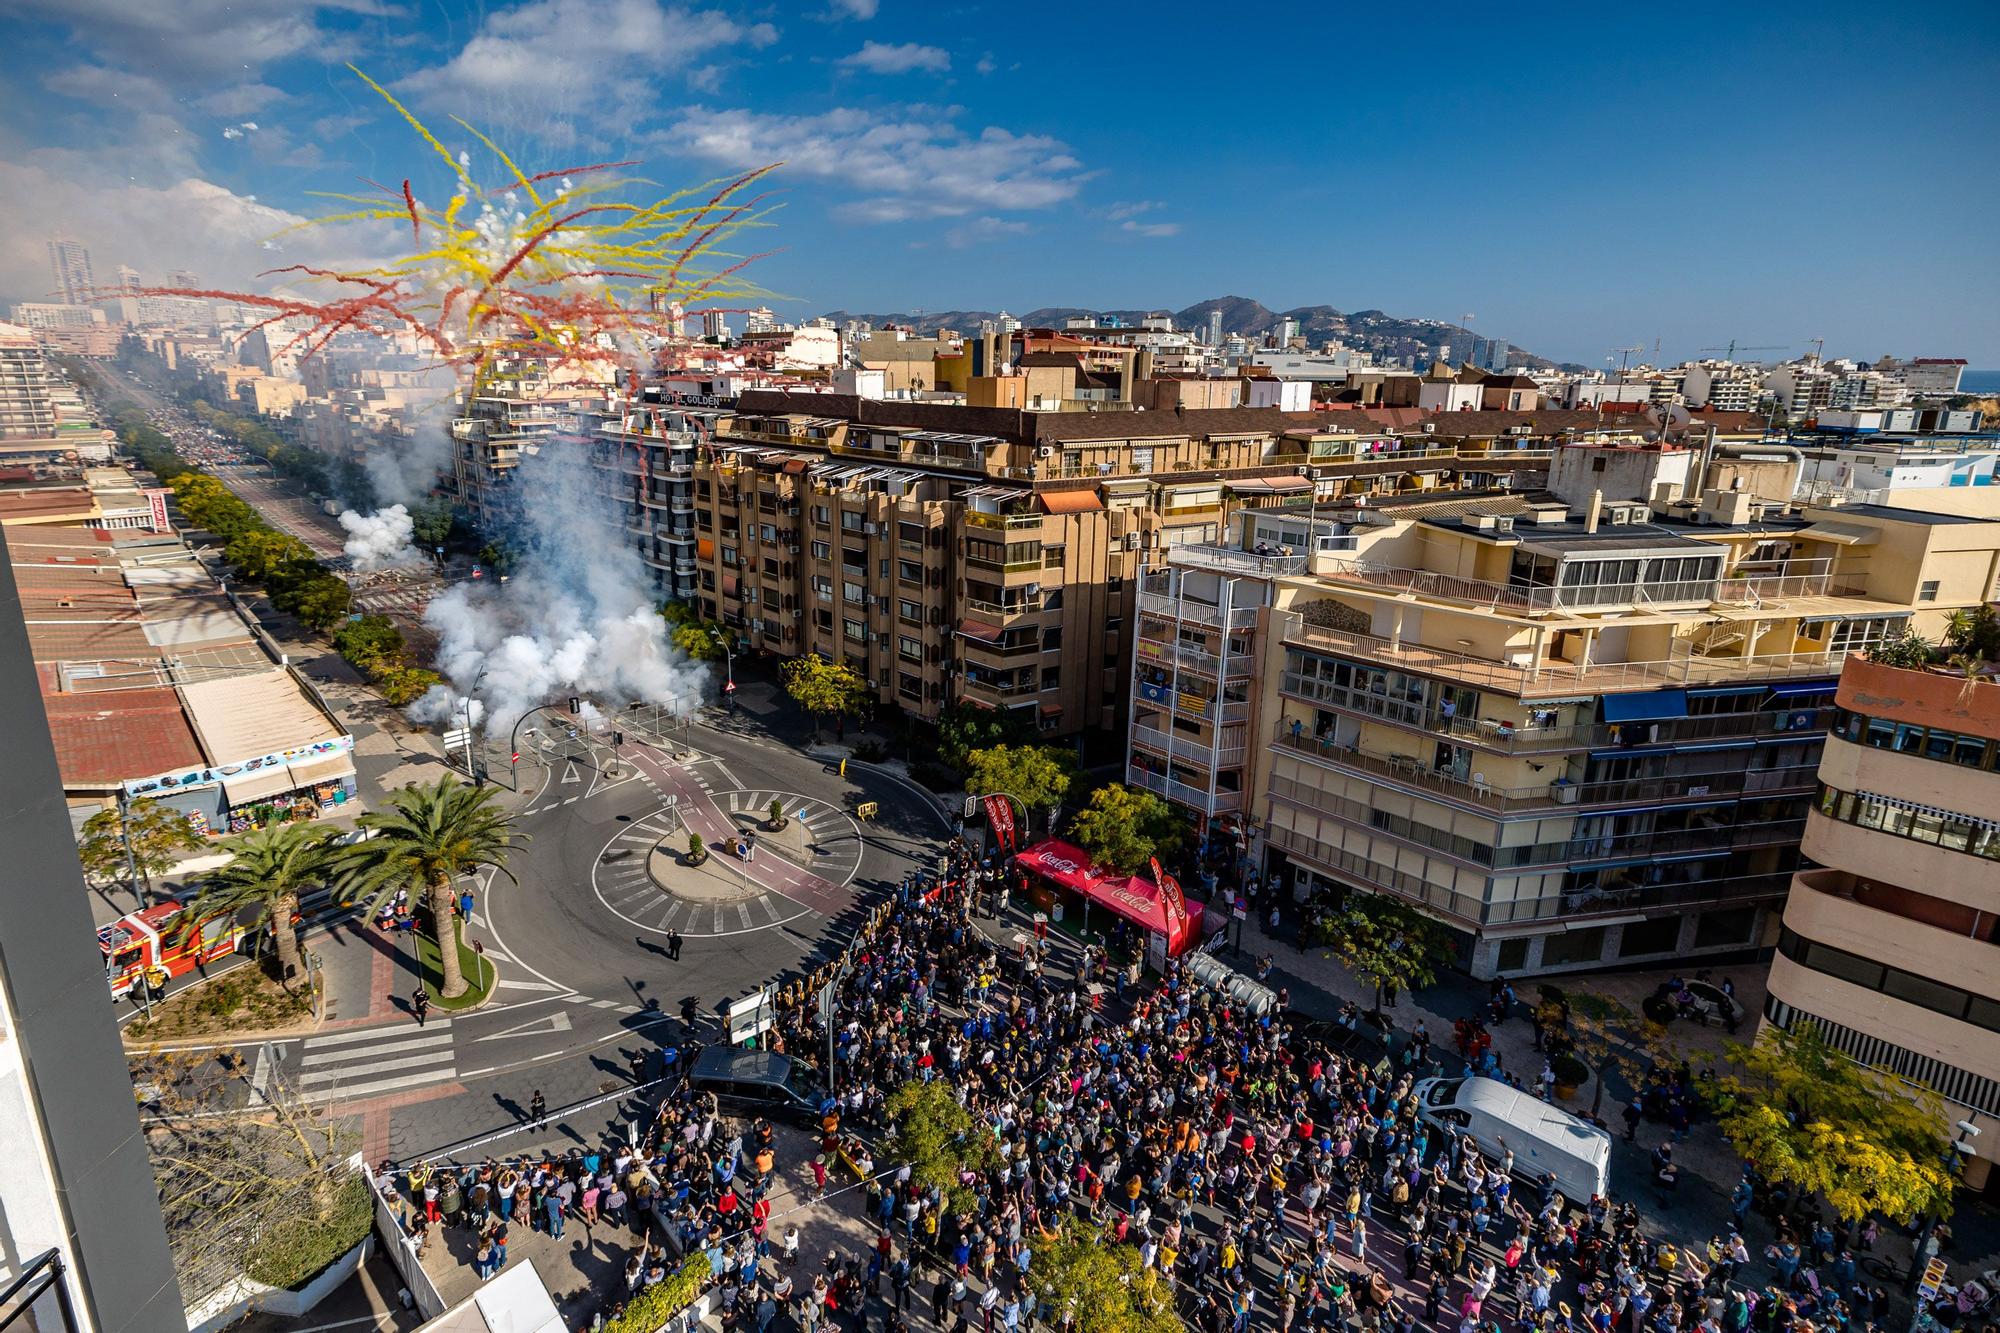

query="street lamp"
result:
[721,640,737,713]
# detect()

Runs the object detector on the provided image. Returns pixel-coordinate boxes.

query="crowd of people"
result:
[374,840,1959,1333]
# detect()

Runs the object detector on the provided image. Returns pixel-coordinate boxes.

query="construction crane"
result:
[1697,340,1787,361]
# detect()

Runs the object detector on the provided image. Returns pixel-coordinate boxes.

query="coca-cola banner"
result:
[983,795,1016,851]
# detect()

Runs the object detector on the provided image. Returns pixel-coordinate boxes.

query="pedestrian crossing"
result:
[294,1018,457,1103]
[719,789,860,881]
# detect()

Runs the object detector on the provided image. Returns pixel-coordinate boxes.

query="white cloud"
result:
[196,83,286,117]
[1121,219,1180,238]
[1105,200,1164,221]
[0,163,392,305]
[943,216,1029,249]
[830,0,878,15]
[656,105,1086,220]
[975,54,997,76]
[840,41,949,74]
[400,0,777,137]
[0,0,393,83]
[221,122,261,140]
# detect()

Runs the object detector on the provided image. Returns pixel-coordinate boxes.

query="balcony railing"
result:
[1126,765,1244,814]
[965,596,1037,620]
[1278,670,1832,753]
[1138,590,1260,628]
[960,675,1038,703]
[1135,635,1256,680]
[1165,545,1306,577]
[1130,724,1248,769]
[964,511,1043,530]
[1270,724,1818,814]
[1316,561,1725,615]
[1283,621,1844,697]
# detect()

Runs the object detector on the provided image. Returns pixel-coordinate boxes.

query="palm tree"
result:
[335,777,523,1000]
[181,822,340,985]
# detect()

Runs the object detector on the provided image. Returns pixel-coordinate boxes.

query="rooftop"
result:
[1834,502,1993,526]
[42,688,204,786]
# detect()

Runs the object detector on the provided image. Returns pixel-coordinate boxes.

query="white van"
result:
[1413,1076,1612,1204]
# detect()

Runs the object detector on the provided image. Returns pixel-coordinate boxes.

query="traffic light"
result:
[568,696,580,714]
[612,730,624,746]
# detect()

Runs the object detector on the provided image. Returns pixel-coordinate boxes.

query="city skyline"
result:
[0,0,1994,366]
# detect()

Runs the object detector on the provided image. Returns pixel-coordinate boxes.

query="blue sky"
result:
[1,0,1996,366]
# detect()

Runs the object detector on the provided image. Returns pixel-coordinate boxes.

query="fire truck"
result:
[99,900,243,1001]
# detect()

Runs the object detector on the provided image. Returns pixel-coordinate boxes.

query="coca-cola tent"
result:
[1012,838,1203,958]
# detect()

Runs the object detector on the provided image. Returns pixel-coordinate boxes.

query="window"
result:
[842,581,865,603]
[1815,782,2000,861]
[899,636,923,662]
[899,560,923,583]
[840,510,864,532]
[1043,544,1066,570]
[811,505,830,525]
[1919,580,1941,602]
[1041,666,1061,690]
[721,545,738,566]
[843,618,866,641]
[811,540,830,560]
[1042,626,1063,652]
[898,599,923,624]
[899,521,924,546]
[1591,457,1607,473]
[1131,447,1154,473]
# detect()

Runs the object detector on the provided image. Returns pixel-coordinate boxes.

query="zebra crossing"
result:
[719,789,860,882]
[292,1018,457,1104]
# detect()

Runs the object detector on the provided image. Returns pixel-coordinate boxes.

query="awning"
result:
[1227,477,1312,495]
[222,766,298,807]
[1039,702,1063,717]
[1688,685,1767,697]
[287,754,357,788]
[1769,681,1835,698]
[1012,839,1199,952]
[1795,521,1879,546]
[1038,490,1102,515]
[956,618,1005,643]
[1601,689,1687,723]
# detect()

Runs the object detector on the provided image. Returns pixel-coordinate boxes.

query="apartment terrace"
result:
[1270,724,1817,815]
[1283,621,1845,697]
[1130,722,1248,769]
[1126,764,1243,814]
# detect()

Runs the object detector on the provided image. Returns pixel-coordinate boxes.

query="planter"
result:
[1553,1082,1578,1100]
[1548,1054,1591,1101]
[685,851,708,868]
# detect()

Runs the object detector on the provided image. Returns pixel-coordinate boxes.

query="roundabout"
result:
[586,786,861,939]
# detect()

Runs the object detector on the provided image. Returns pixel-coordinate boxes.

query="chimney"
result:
[1585,488,1603,534]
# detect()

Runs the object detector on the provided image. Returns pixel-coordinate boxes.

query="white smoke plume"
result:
[415,431,709,737]
[407,687,485,731]
[339,503,422,571]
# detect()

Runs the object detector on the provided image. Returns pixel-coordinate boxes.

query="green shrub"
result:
[602,1256,710,1333]
[242,1173,372,1290]
[1549,1053,1591,1088]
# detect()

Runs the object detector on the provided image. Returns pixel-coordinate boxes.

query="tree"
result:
[334,778,522,999]
[886,1078,1000,1213]
[1067,784,1184,876]
[670,620,726,661]
[1942,604,2000,663]
[332,614,404,672]
[1031,1220,1182,1333]
[1714,1019,1957,1224]
[285,575,354,632]
[78,797,206,894]
[964,744,1076,818]
[372,663,443,706]
[1866,628,1936,670]
[781,655,870,740]
[1325,890,1453,1014]
[407,498,454,553]
[1545,990,1672,1117]
[478,539,517,578]
[937,700,1032,771]
[181,823,341,985]
[138,1043,370,1303]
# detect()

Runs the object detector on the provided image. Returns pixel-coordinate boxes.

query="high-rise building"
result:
[702,309,731,341]
[167,269,199,291]
[0,530,186,1333]
[112,265,141,295]
[46,238,94,306]
[744,306,777,334]
[1273,316,1300,346]
[1127,441,2000,976]
[0,323,59,439]
[1207,309,1223,348]
[995,311,1020,339]
[1766,653,2000,1188]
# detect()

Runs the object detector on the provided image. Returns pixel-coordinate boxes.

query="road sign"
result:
[442,728,470,750]
[723,680,736,693]
[963,796,978,819]
[726,986,776,1045]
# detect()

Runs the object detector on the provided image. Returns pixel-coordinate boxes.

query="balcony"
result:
[964,511,1043,531]
[1317,561,1720,615]
[959,634,1040,661]
[1127,765,1244,814]
[1138,589,1259,628]
[1166,545,1306,578]
[1270,724,1817,814]
[1278,670,1832,754]
[1130,723,1248,769]
[1135,634,1255,680]
[960,675,1039,705]
[964,596,1037,621]
[1283,621,1844,698]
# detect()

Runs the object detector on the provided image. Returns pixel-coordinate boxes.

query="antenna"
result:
[1696,340,1787,361]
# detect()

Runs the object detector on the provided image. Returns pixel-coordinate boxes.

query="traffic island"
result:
[122,958,320,1044]
[645,829,766,903]
[416,919,497,1012]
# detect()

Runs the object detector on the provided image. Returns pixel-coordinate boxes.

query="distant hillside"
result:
[818,295,1577,371]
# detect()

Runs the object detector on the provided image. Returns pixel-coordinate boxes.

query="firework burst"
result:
[113,66,780,386]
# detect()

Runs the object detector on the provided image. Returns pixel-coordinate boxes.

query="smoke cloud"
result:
[339,503,422,571]
[414,427,709,737]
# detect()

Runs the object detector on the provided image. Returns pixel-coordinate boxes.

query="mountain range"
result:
[816,295,1580,371]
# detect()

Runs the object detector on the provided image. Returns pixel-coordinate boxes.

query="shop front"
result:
[1012,838,1207,970]
[124,738,358,836]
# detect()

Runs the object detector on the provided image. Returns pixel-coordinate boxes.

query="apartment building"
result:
[648,391,1561,736]
[1763,654,2000,1189]
[1,322,59,439]
[1126,439,2000,976]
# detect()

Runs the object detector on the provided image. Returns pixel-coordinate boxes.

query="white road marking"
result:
[301,1031,453,1065]
[472,1011,573,1042]
[301,1020,450,1049]
[492,978,568,994]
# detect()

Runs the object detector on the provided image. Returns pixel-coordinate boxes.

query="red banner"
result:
[983,795,1016,851]
[144,488,171,532]
[1151,855,1187,935]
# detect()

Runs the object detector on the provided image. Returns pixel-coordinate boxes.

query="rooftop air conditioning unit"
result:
[1422,423,1436,434]
[1491,515,1515,532]
[1125,532,1141,550]
[863,522,879,535]
[1037,445,1054,458]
